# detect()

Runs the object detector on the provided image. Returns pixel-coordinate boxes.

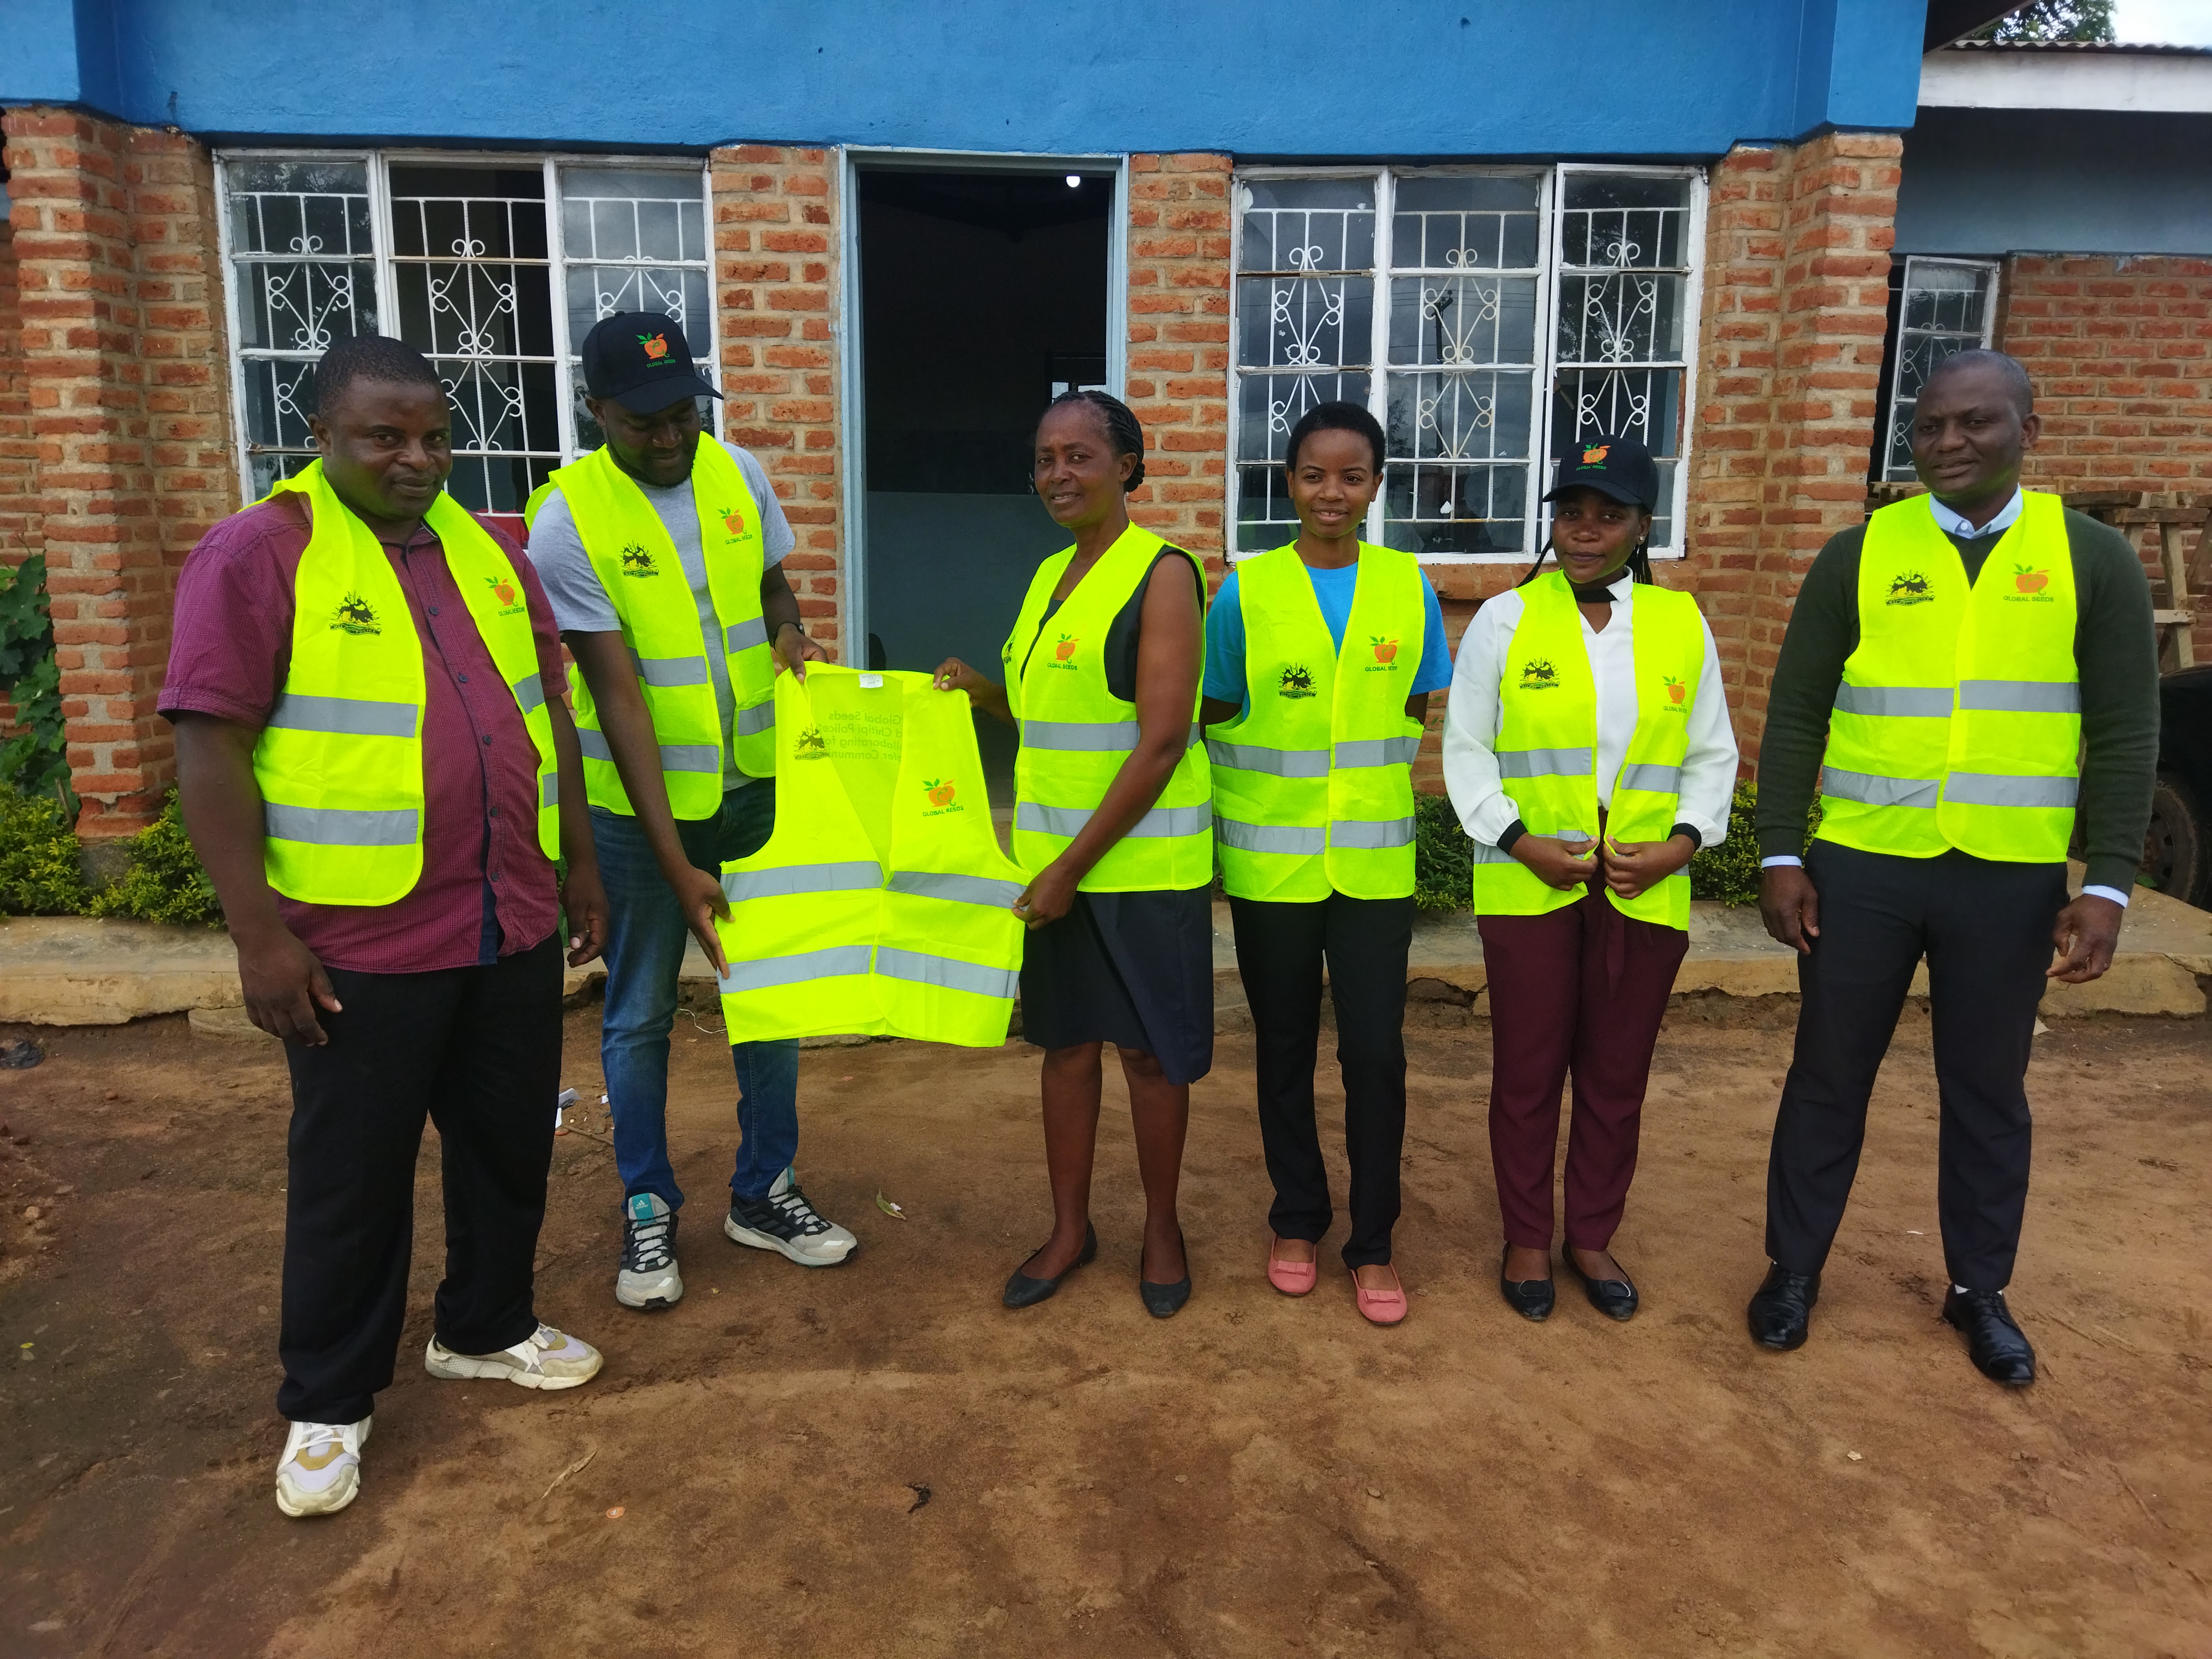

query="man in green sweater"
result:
[1746,349,2158,1385]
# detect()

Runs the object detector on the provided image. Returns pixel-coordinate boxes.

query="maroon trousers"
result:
[1477,885,1687,1252]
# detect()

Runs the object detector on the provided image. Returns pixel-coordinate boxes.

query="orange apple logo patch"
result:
[1370,635,1399,664]
[638,332,670,361]
[1054,635,1077,662]
[722,509,747,538]
[2013,564,2048,594]
[1663,675,1687,705]
[1582,444,1610,466]
[925,778,956,807]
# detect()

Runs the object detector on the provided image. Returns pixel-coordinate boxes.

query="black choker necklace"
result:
[1568,576,1623,604]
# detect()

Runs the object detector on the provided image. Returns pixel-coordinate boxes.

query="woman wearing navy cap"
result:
[1441,437,1738,1322]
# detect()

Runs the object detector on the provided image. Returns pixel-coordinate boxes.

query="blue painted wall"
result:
[2,0,1928,155]
[1896,107,2212,255]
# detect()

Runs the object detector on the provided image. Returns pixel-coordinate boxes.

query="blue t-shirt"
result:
[1203,557,1453,714]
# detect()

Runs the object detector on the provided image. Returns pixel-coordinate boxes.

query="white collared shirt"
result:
[1442,571,1739,849]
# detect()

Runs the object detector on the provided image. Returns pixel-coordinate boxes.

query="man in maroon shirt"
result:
[164,336,611,1519]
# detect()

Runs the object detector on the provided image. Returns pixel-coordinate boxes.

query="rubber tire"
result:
[2143,771,2208,909]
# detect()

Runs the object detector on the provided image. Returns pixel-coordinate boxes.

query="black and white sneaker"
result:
[616,1192,683,1309]
[723,1167,857,1267]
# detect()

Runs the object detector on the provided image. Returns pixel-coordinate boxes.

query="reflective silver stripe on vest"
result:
[1331,817,1414,850]
[540,773,559,808]
[1333,737,1420,769]
[1215,816,1326,855]
[265,693,418,739]
[264,803,418,847]
[1833,685,1952,718]
[632,649,712,688]
[1943,772,2079,808]
[1617,762,1683,794]
[1820,766,1940,809]
[1026,718,1138,751]
[573,731,716,774]
[875,947,1020,1001]
[1496,746,1595,779]
[1207,739,1329,778]
[1471,829,1593,865]
[725,615,770,654]
[511,672,546,716]
[886,869,1026,908]
[1957,680,2082,714]
[1016,801,1213,839]
[736,701,775,738]
[718,945,874,994]
[722,860,884,903]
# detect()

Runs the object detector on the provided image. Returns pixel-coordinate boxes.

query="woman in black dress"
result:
[933,392,1212,1317]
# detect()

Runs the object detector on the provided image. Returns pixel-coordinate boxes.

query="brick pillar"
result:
[1123,153,1231,582]
[1685,133,1900,761]
[708,145,845,658]
[2,108,239,833]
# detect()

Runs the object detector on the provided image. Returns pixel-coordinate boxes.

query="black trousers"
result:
[1764,843,2067,1291]
[278,934,564,1423]
[1229,893,1413,1269]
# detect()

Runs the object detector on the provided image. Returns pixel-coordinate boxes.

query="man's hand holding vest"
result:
[2048,892,2122,984]
[774,621,828,682]
[1510,832,1599,892]
[1601,834,1697,903]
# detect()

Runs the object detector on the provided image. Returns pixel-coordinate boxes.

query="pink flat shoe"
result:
[1266,1237,1318,1297]
[1352,1266,1408,1326]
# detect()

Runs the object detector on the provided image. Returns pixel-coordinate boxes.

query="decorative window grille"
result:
[216,153,717,513]
[1230,166,1703,561]
[1878,257,2000,483]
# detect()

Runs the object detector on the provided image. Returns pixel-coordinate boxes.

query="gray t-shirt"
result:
[533,440,794,790]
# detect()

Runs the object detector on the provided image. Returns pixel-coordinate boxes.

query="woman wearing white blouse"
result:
[1442,436,1738,1323]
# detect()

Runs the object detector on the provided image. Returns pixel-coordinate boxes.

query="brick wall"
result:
[0,206,29,568]
[709,146,846,658]
[1997,253,2212,664]
[1,109,238,834]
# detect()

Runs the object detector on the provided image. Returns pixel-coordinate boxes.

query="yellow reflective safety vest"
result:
[1208,542,1427,901]
[1002,522,1213,892]
[523,441,776,817]
[252,461,559,906]
[714,665,1027,1047]
[1818,491,2081,863]
[1469,571,1708,930]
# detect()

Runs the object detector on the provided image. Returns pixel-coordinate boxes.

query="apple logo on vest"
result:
[1662,674,1688,711]
[1519,658,1558,691]
[331,592,382,635]
[1048,633,1079,669]
[921,777,963,816]
[722,508,747,539]
[2008,564,2053,601]
[1368,635,1399,672]
[1278,664,1316,699]
[620,544,659,578]
[1886,571,1933,606]
[483,572,525,617]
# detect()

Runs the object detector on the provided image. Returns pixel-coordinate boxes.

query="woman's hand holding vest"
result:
[1599,834,1697,903]
[1511,832,1599,892]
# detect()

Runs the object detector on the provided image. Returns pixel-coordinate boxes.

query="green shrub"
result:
[0,555,75,812]
[1688,781,1820,906]
[0,789,91,915]
[1413,791,1473,914]
[87,789,223,926]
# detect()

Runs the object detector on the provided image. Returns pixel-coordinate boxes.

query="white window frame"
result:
[1878,254,2001,484]
[1228,162,1705,563]
[213,148,719,509]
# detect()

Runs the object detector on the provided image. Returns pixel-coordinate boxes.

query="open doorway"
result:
[855,165,1113,794]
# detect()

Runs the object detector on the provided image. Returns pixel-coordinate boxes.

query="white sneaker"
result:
[723,1166,858,1267]
[617,1192,684,1310]
[424,1323,603,1390]
[274,1416,370,1518]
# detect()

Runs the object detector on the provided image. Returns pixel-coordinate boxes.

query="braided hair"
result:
[1040,389,1146,492]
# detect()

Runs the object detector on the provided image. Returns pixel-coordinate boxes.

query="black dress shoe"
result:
[1943,1286,2036,1386]
[1563,1249,1639,1322]
[1139,1228,1191,1319]
[1747,1262,1819,1350]
[1499,1247,1555,1322]
[1003,1221,1096,1309]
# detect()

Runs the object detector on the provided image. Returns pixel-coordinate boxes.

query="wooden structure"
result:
[2061,492,2208,672]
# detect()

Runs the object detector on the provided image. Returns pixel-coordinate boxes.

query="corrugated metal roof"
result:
[1936,40,2212,57]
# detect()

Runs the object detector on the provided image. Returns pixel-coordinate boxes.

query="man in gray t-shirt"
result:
[530,311,854,1312]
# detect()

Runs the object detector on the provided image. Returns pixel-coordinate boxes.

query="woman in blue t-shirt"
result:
[1199,401,1453,1326]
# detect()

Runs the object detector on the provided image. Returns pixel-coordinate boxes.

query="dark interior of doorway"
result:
[858,168,1110,800]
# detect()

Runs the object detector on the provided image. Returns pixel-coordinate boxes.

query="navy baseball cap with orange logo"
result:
[580,311,723,413]
[1543,434,1660,511]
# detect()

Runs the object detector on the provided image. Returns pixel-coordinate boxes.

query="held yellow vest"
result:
[1002,523,1213,893]
[714,666,1027,1047]
[252,461,559,906]
[1208,543,1427,901]
[1818,492,2080,863]
[523,441,776,817]
[1469,571,1707,930]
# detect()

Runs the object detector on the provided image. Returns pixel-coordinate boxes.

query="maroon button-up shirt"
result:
[160,492,566,975]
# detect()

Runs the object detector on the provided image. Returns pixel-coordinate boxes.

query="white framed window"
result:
[215,151,717,513]
[1877,255,2000,483]
[1230,164,1704,561]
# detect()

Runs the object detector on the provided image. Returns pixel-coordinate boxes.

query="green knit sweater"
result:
[1754,507,2160,895]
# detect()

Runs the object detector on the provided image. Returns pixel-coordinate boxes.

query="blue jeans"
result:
[593,784,800,1209]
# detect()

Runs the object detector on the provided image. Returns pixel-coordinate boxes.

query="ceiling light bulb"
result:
[1065,174,1082,189]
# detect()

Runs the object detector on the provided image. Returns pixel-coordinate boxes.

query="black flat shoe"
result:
[1499,1246,1554,1322]
[1003,1221,1096,1309]
[1943,1286,2036,1386]
[1747,1262,1820,1350]
[1564,1249,1639,1322]
[1139,1228,1191,1319]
